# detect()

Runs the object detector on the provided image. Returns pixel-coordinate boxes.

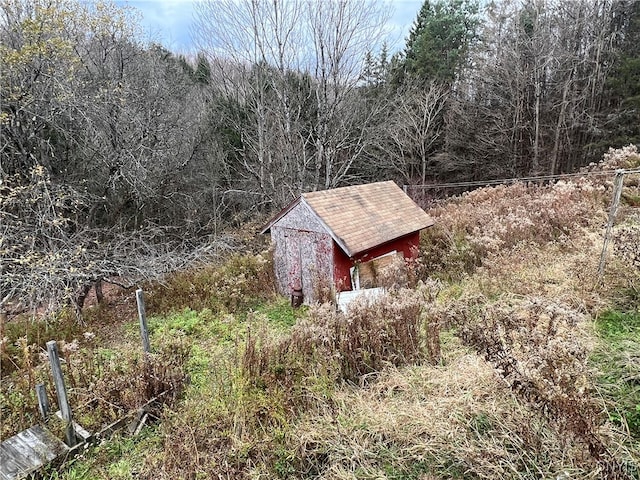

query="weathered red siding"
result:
[333,245,353,292]
[333,232,420,291]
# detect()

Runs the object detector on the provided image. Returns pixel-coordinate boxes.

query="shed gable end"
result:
[271,201,327,234]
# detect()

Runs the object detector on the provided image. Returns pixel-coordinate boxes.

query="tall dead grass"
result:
[282,339,624,479]
[242,283,443,391]
[451,295,636,479]
[418,179,607,281]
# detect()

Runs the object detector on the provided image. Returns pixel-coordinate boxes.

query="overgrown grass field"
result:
[1,147,639,479]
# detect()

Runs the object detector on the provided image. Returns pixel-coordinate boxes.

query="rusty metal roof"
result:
[263,181,434,257]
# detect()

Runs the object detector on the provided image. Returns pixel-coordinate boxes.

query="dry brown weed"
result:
[288,340,605,479]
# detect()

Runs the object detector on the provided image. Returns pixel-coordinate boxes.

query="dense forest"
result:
[1,0,639,314]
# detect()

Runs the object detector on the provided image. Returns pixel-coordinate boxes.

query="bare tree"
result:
[373,81,448,184]
[193,0,390,207]
[306,0,389,189]
[0,0,86,175]
[194,0,310,207]
[446,0,619,179]
[0,165,234,317]
[0,0,234,317]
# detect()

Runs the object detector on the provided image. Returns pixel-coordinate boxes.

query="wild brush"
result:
[241,284,444,401]
[414,147,640,282]
[146,252,276,314]
[453,295,635,479]
[614,222,640,271]
[91,343,188,414]
[284,342,616,480]
[418,179,606,281]
[584,144,640,171]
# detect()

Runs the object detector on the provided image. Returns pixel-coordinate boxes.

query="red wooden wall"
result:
[333,231,420,292]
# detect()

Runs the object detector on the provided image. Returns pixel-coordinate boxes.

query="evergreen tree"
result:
[177,54,196,80]
[195,53,212,85]
[362,50,376,85]
[399,0,479,87]
[603,0,640,148]
[362,43,390,89]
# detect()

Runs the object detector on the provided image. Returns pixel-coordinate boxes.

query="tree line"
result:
[1,0,638,314]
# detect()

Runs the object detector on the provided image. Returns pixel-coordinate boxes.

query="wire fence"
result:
[403,167,640,209]
[403,166,640,281]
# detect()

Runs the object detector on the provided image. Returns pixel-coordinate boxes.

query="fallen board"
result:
[0,425,69,480]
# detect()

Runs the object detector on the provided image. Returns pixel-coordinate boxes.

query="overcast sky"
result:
[113,0,423,54]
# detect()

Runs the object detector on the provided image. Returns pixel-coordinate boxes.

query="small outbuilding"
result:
[261,181,435,304]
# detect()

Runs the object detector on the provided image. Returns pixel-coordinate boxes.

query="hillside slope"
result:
[2,147,639,479]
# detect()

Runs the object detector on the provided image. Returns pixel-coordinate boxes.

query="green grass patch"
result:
[595,309,640,340]
[148,308,245,345]
[148,308,204,336]
[592,309,640,439]
[52,429,162,480]
[254,297,307,329]
[185,344,212,391]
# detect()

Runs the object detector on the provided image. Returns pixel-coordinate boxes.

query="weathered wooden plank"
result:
[54,411,92,442]
[0,425,68,480]
[36,383,50,420]
[358,251,405,288]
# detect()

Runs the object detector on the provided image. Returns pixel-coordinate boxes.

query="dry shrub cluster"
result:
[467,240,601,307]
[285,347,614,479]
[614,222,640,270]
[453,295,634,479]
[0,330,187,439]
[419,180,605,280]
[87,345,188,417]
[243,283,443,390]
[593,145,640,212]
[145,252,276,314]
[585,144,640,171]
[612,219,640,305]
[415,145,640,281]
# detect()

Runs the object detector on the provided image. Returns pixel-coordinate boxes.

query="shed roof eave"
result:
[346,223,434,258]
[259,197,301,234]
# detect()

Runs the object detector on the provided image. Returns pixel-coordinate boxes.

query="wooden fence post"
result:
[136,289,150,354]
[36,383,50,420]
[46,340,76,447]
[0,311,6,357]
[598,170,625,280]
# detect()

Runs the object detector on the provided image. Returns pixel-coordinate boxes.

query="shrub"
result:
[453,295,632,477]
[614,222,640,271]
[146,251,276,315]
[0,327,188,440]
[419,180,605,280]
[242,283,444,392]
[589,144,640,171]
